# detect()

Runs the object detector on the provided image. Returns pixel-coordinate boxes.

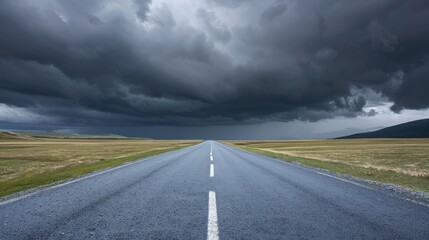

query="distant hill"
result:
[338,118,429,139]
[16,131,135,139]
[314,127,383,139]
[0,131,35,140]
[0,131,149,140]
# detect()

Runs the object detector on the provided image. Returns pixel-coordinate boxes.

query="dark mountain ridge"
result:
[338,118,429,139]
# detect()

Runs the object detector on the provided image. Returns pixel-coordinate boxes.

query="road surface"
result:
[1,141,428,239]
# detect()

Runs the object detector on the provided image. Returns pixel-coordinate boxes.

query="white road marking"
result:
[207,191,219,240]
[210,143,213,156]
[210,164,215,177]
[315,172,429,207]
[315,171,369,189]
[0,144,202,206]
[210,155,213,161]
[221,143,429,208]
[0,161,139,206]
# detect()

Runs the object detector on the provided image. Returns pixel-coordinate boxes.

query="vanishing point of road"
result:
[1,141,428,239]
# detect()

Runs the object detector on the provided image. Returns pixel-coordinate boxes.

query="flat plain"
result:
[227,139,429,193]
[2,141,429,239]
[0,136,198,197]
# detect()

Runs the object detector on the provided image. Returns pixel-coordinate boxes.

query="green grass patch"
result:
[0,145,190,198]
[229,144,429,194]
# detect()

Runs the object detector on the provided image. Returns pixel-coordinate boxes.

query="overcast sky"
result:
[0,0,428,139]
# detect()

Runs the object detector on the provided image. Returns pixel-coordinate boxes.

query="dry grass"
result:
[0,139,198,197]
[228,139,429,193]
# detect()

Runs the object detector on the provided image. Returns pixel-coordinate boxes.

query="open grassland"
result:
[227,139,429,193]
[0,139,198,197]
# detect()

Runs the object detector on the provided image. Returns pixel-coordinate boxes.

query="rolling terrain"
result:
[0,131,35,140]
[339,118,429,138]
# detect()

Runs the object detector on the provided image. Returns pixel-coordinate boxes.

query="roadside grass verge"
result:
[226,141,429,194]
[0,142,197,198]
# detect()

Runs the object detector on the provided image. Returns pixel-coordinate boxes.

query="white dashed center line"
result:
[210,163,215,177]
[207,191,219,240]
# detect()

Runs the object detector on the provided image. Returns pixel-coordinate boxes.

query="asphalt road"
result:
[1,141,428,239]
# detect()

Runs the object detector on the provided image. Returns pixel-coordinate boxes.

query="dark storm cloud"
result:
[135,0,152,21]
[197,8,231,43]
[260,0,288,23]
[205,0,254,8]
[0,0,428,128]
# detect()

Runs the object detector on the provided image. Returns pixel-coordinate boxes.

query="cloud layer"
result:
[0,0,428,127]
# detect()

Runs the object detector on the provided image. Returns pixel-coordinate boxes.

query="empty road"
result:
[1,141,428,239]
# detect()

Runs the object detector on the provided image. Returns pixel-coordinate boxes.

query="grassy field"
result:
[0,138,198,197]
[227,139,429,193]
